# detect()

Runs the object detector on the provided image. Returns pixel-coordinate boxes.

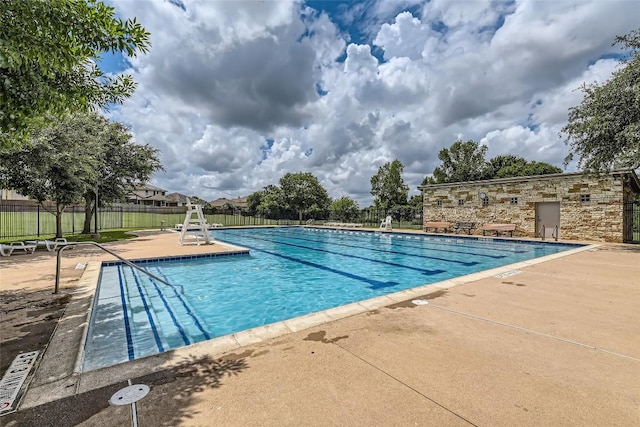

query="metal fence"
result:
[0,202,424,239]
[624,201,640,243]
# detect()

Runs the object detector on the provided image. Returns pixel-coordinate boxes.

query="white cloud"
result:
[111,0,640,206]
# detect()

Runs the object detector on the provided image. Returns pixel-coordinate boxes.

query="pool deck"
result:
[1,229,639,426]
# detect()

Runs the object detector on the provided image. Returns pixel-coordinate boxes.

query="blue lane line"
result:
[215,237,411,290]
[234,232,452,273]
[152,267,211,340]
[128,267,165,353]
[305,227,532,253]
[140,270,191,346]
[116,265,135,361]
[240,231,478,269]
[301,227,531,254]
[269,228,506,259]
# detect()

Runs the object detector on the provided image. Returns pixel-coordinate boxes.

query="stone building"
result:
[418,170,640,243]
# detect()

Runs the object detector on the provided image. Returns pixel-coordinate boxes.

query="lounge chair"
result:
[380,216,393,231]
[26,238,68,252]
[0,244,15,257]
[6,241,37,255]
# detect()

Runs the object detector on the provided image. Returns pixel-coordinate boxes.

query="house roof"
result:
[210,196,248,207]
[418,169,640,192]
[166,192,188,203]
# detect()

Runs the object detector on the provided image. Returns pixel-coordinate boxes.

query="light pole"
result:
[92,187,100,238]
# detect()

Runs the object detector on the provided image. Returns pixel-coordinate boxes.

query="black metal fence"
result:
[0,201,424,239]
[624,201,640,243]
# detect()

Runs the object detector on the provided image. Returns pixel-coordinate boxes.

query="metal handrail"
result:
[552,225,559,241]
[54,241,174,294]
[538,225,546,241]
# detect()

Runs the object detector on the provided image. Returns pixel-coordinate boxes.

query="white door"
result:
[535,202,560,239]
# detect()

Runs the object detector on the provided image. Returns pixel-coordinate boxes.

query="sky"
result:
[105,0,639,207]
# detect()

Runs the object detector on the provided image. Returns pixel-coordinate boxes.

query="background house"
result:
[0,189,30,200]
[210,196,248,212]
[166,192,188,207]
[419,170,640,243]
[125,184,169,207]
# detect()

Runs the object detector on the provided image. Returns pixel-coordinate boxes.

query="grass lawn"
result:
[0,229,140,245]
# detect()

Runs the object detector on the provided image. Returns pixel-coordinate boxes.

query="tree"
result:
[431,140,491,183]
[79,114,162,234]
[488,155,527,176]
[189,196,211,209]
[408,194,423,210]
[488,154,561,178]
[562,28,640,171]
[0,0,151,146]
[330,196,360,221]
[249,185,286,219]
[370,160,409,210]
[246,191,264,215]
[495,161,562,178]
[279,172,331,223]
[421,175,438,185]
[0,116,100,237]
[0,113,162,237]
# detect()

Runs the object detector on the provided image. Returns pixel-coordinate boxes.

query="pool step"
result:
[118,266,211,357]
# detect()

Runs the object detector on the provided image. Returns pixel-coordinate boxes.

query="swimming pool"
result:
[82,227,582,371]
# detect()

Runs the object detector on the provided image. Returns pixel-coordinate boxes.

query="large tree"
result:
[0,116,100,237]
[80,114,162,234]
[495,161,562,178]
[0,113,161,237]
[0,0,150,146]
[425,147,562,184]
[489,155,561,178]
[279,172,331,223]
[247,185,286,219]
[370,159,409,210]
[330,196,360,222]
[562,28,640,171]
[432,140,491,183]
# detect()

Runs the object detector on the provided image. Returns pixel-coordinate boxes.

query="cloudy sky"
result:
[106,0,639,206]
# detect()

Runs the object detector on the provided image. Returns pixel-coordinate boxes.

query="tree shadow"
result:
[2,353,249,427]
[134,353,249,425]
[0,287,71,374]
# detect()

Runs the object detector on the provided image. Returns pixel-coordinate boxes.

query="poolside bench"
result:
[453,221,476,235]
[424,221,451,233]
[481,223,516,237]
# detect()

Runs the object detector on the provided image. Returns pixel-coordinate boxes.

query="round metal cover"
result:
[412,299,429,305]
[109,384,150,406]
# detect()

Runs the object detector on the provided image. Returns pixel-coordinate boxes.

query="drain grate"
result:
[412,299,429,305]
[0,351,39,416]
[494,270,521,278]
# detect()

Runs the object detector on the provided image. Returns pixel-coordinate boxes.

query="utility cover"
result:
[109,384,150,406]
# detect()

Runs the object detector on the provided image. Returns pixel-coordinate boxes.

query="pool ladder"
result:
[54,241,173,294]
[538,225,559,241]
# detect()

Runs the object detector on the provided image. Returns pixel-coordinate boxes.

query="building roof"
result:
[418,169,640,192]
[210,196,248,207]
[166,192,188,204]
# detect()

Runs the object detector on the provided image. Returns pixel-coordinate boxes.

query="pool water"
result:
[82,227,581,371]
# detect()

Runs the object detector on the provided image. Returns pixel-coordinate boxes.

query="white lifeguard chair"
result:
[178,198,213,245]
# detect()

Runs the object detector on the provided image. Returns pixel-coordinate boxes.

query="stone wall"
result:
[421,173,626,243]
